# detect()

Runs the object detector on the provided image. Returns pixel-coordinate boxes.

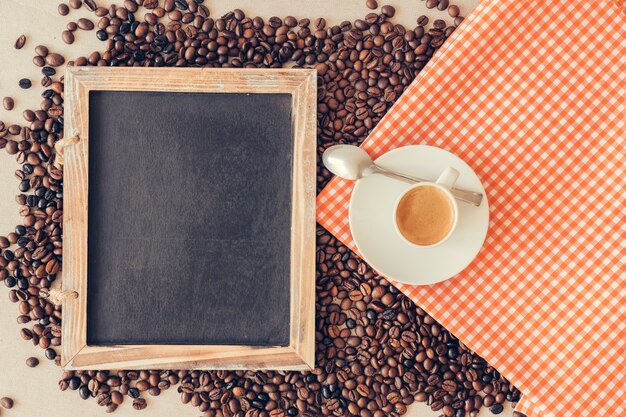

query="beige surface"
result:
[0,0,514,416]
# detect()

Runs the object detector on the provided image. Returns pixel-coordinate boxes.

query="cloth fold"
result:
[316,1,625,417]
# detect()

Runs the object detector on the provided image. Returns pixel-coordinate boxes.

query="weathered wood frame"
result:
[61,67,317,370]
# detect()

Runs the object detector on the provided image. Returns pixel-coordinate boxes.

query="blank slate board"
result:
[62,67,316,370]
[87,91,293,346]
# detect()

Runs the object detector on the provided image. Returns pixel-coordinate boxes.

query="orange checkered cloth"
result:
[316,1,625,417]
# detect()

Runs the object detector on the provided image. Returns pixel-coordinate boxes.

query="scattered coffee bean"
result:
[62,30,75,44]
[381,4,395,17]
[32,56,45,67]
[19,79,32,89]
[96,393,111,406]
[433,18,447,29]
[2,97,14,111]
[284,15,297,27]
[0,397,14,409]
[366,0,378,10]
[84,0,96,12]
[68,377,81,391]
[26,357,40,367]
[127,387,139,399]
[449,4,460,17]
[41,66,56,76]
[14,34,26,50]
[77,18,94,30]
[44,348,56,360]
[35,45,48,57]
[79,385,91,400]
[133,398,147,410]
[69,0,81,9]
[58,3,70,15]
[110,391,123,405]
[44,53,65,67]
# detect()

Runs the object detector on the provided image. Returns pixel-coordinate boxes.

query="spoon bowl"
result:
[322,144,374,180]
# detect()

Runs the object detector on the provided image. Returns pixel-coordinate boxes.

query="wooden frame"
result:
[61,67,317,370]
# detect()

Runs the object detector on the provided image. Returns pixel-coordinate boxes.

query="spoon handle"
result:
[373,165,484,207]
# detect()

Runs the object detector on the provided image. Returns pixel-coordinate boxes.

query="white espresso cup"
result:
[393,167,460,248]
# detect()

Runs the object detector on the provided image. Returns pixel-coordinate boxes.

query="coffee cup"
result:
[393,167,460,248]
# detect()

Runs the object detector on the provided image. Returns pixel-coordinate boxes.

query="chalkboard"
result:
[86,91,294,346]
[62,67,316,370]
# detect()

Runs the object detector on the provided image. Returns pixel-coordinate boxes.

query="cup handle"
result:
[436,167,460,190]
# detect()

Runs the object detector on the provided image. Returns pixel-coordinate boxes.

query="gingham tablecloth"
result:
[316,1,626,416]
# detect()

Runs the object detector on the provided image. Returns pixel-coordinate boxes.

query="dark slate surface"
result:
[86,91,293,346]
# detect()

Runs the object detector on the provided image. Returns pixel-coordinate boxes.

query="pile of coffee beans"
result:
[0,1,523,416]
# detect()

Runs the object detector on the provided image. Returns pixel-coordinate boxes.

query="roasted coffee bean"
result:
[79,385,91,400]
[32,55,45,67]
[87,379,99,394]
[44,348,56,360]
[78,18,94,30]
[35,45,48,57]
[269,409,285,417]
[69,0,81,9]
[15,34,26,49]
[433,19,447,30]
[442,379,458,392]
[0,397,14,409]
[111,390,124,405]
[491,404,504,414]
[19,78,32,89]
[45,53,65,67]
[84,0,97,12]
[133,398,147,410]
[62,30,75,44]
[366,0,378,9]
[26,357,40,367]
[68,377,81,390]
[381,4,395,17]
[96,393,112,406]
[58,3,70,15]
[448,4,460,17]
[41,75,52,87]
[3,97,14,111]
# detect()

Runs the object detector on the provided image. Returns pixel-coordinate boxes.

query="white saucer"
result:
[349,145,489,285]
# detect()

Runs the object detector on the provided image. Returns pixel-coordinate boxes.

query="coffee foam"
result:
[395,185,454,246]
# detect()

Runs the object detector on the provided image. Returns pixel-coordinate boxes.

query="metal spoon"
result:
[322,144,483,206]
